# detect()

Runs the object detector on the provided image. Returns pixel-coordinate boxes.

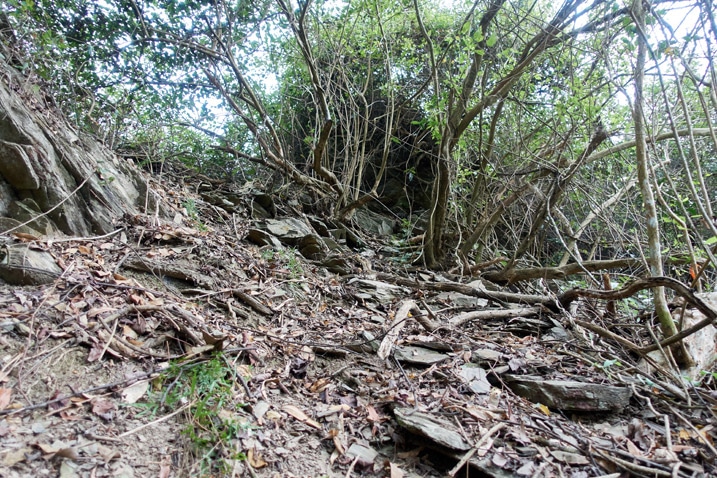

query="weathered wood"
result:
[373,272,547,305]
[483,259,642,284]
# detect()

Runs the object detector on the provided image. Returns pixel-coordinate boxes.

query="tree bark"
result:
[630,0,692,367]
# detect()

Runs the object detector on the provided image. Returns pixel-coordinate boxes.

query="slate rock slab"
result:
[393,407,470,451]
[349,278,408,302]
[505,375,632,412]
[0,244,62,285]
[264,218,314,243]
[394,345,449,366]
[345,443,378,468]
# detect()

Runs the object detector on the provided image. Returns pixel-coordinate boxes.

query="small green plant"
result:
[261,247,304,279]
[260,248,275,261]
[136,355,250,476]
[594,358,622,379]
[283,248,304,279]
[183,198,199,220]
[182,198,208,231]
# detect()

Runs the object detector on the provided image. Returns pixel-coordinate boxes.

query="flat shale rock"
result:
[345,443,378,468]
[505,375,632,412]
[393,407,470,451]
[394,345,449,365]
[246,228,283,248]
[0,217,42,236]
[0,244,62,285]
[264,218,314,243]
[349,278,408,302]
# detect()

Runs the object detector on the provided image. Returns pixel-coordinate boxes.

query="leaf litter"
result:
[0,168,715,477]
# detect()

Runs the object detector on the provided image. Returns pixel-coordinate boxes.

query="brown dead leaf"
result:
[626,438,643,457]
[159,456,172,478]
[0,388,12,410]
[36,443,79,460]
[87,342,106,362]
[282,404,310,421]
[47,390,70,411]
[2,447,30,466]
[91,398,117,420]
[97,444,121,462]
[309,377,331,393]
[332,434,345,454]
[247,448,267,469]
[122,325,138,340]
[78,245,92,255]
[37,443,59,454]
[113,272,128,281]
[282,404,321,429]
[146,297,164,306]
[87,306,117,319]
[12,232,40,241]
[186,345,215,357]
[366,404,382,423]
[56,447,80,460]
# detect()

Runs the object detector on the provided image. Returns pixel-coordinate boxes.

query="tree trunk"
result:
[0,55,150,237]
[630,0,692,367]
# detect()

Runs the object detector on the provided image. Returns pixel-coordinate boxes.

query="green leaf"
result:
[705,236,717,246]
[486,34,498,47]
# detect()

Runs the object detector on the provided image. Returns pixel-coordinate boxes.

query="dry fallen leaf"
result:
[159,456,172,478]
[2,448,30,466]
[37,443,79,460]
[91,398,117,420]
[121,380,149,404]
[332,434,345,455]
[309,377,331,393]
[247,448,267,469]
[97,444,121,462]
[282,404,322,429]
[12,232,39,241]
[626,438,643,457]
[0,388,12,410]
[366,404,382,423]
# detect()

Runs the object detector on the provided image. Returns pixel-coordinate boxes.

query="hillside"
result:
[2,163,716,477]
[1,1,717,475]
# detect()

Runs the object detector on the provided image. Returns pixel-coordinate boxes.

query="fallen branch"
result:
[450,307,541,327]
[378,300,418,359]
[373,272,547,306]
[482,258,643,283]
[559,277,717,354]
